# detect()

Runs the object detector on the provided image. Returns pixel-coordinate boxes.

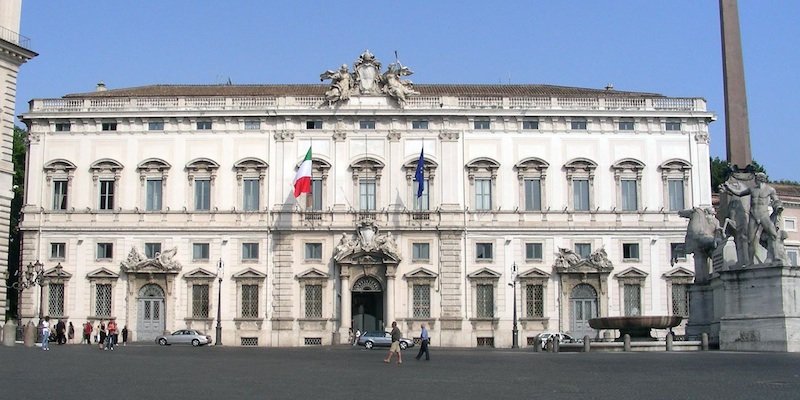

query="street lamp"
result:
[509,262,519,349]
[5,260,45,341]
[215,258,224,346]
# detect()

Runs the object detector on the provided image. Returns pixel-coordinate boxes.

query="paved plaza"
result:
[1,344,799,399]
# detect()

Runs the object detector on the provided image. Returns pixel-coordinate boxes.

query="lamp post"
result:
[509,262,519,349]
[11,260,45,317]
[215,258,223,346]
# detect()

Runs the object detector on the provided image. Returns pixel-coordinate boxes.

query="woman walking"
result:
[41,316,51,351]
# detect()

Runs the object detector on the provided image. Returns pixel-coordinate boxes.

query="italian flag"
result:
[293,147,312,198]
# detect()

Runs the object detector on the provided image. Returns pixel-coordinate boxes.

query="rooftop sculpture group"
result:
[320,50,419,107]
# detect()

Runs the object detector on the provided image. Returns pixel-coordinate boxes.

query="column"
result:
[340,270,351,342]
[385,275,395,325]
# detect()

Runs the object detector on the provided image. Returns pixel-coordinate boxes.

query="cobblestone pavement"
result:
[2,343,799,400]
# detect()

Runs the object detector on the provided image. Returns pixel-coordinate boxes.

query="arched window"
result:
[137,158,171,212]
[466,158,500,212]
[611,158,645,212]
[564,158,597,211]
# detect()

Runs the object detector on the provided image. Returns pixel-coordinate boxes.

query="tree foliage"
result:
[6,126,26,319]
[710,156,768,192]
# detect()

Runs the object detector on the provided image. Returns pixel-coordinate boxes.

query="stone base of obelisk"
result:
[687,264,800,352]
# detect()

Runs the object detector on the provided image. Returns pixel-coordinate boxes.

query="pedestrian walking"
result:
[56,319,66,345]
[67,321,75,344]
[354,329,361,346]
[106,318,118,351]
[83,321,92,344]
[383,321,403,365]
[98,321,106,350]
[121,325,128,346]
[41,316,50,351]
[415,323,430,361]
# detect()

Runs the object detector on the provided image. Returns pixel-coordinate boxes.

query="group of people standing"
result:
[38,317,129,350]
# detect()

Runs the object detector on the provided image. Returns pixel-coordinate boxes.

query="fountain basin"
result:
[589,316,683,341]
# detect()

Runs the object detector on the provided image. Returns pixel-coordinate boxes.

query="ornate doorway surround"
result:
[553,247,613,338]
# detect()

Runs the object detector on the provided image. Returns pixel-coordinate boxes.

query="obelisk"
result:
[720,0,752,169]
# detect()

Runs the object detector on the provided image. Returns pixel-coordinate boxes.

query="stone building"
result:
[18,51,714,347]
[0,0,36,320]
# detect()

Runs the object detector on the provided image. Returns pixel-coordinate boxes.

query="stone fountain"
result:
[589,316,683,341]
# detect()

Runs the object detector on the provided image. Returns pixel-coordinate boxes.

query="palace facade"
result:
[18,52,714,347]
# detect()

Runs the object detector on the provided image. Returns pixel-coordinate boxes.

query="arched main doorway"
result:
[137,284,166,341]
[570,283,598,338]
[351,276,383,333]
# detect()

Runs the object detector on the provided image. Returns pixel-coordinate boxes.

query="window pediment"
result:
[564,158,597,172]
[518,267,550,281]
[659,158,691,172]
[612,158,645,172]
[89,159,124,174]
[232,268,267,280]
[466,157,500,173]
[515,157,549,172]
[44,266,71,280]
[467,267,501,280]
[86,267,119,280]
[614,267,648,280]
[137,158,171,173]
[403,267,438,280]
[296,268,329,280]
[234,157,268,172]
[44,159,77,174]
[183,268,217,280]
[662,266,694,279]
[185,158,220,172]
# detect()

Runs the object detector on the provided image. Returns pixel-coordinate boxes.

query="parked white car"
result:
[535,332,577,349]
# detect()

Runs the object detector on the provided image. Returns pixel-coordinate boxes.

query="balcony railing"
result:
[0,25,31,49]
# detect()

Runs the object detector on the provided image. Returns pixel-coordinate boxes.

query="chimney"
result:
[96,82,107,92]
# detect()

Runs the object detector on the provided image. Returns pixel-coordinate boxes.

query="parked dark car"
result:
[356,331,415,350]
[156,329,212,346]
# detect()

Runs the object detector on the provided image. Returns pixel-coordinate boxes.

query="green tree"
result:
[710,156,767,192]
[6,126,26,320]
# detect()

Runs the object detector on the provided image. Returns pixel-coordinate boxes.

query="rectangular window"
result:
[242,179,260,211]
[671,284,689,316]
[525,243,543,261]
[101,122,117,131]
[194,179,211,211]
[665,119,681,131]
[412,284,431,318]
[785,218,797,231]
[618,119,635,131]
[476,284,494,318]
[146,179,163,211]
[523,119,539,130]
[359,120,375,129]
[571,119,587,130]
[97,243,113,260]
[241,284,259,318]
[196,120,212,130]
[787,247,799,266]
[575,243,592,258]
[412,243,430,261]
[620,179,638,211]
[412,120,429,130]
[192,284,209,318]
[622,243,640,260]
[95,284,112,317]
[476,243,493,260]
[414,179,429,211]
[244,120,261,130]
[473,118,490,130]
[144,243,161,259]
[55,122,71,132]
[526,284,544,318]
[668,179,685,211]
[53,180,68,210]
[50,242,66,259]
[192,243,210,261]
[99,180,115,210]
[309,179,323,211]
[305,243,322,260]
[242,243,259,261]
[475,178,492,211]
[306,120,323,129]
[305,284,323,318]
[670,243,687,262]
[524,179,542,211]
[359,179,376,211]
[148,121,164,131]
[48,283,65,316]
[573,179,590,211]
[623,284,642,316]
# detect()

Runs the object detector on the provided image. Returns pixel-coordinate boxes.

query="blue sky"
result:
[14,0,800,180]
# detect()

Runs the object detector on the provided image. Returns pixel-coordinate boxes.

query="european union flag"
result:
[414,147,424,198]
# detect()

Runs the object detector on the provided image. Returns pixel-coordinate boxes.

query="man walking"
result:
[106,318,118,351]
[83,321,93,344]
[383,321,403,365]
[415,323,430,361]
